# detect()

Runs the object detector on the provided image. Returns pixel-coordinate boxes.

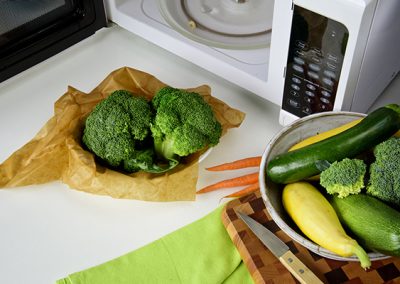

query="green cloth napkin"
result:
[57,206,253,284]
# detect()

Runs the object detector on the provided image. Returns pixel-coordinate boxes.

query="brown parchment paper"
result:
[0,67,245,201]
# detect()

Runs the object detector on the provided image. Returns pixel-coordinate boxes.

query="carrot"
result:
[197,172,259,194]
[206,156,262,171]
[224,182,259,198]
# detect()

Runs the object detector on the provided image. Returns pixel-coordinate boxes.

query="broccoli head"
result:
[320,158,366,198]
[150,87,222,163]
[367,136,400,207]
[82,90,153,169]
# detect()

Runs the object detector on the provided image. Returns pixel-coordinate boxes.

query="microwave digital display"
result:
[282,5,349,118]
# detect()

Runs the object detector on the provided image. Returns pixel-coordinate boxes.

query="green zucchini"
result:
[330,194,400,257]
[267,104,400,184]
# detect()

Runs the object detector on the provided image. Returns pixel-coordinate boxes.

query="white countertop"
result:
[0,24,399,284]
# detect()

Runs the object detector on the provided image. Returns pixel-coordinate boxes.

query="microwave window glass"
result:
[0,0,106,82]
[0,1,68,34]
[0,0,75,48]
[282,5,349,118]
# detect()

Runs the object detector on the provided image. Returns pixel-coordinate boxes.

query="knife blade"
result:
[237,211,323,284]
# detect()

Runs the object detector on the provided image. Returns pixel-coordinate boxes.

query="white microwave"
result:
[105,0,399,125]
[277,0,400,125]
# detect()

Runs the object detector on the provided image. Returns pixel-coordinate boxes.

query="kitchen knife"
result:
[237,211,323,284]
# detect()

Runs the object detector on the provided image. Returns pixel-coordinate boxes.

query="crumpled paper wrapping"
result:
[0,67,245,201]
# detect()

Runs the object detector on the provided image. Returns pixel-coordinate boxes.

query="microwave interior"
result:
[106,0,278,103]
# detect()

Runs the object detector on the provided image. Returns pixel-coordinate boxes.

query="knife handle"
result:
[279,250,323,284]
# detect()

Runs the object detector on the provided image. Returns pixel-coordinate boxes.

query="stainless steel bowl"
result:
[259,111,389,261]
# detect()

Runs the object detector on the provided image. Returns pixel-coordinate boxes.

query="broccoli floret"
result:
[320,158,366,198]
[367,137,400,207]
[150,87,222,163]
[123,148,155,172]
[82,90,153,169]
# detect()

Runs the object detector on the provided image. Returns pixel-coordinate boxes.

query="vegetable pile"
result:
[267,103,400,269]
[267,104,400,184]
[82,87,222,174]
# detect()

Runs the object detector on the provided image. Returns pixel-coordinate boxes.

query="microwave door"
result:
[0,0,106,82]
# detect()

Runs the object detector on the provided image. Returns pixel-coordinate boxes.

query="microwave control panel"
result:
[282,6,349,118]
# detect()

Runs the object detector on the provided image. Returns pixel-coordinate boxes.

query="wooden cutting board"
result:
[221,191,400,284]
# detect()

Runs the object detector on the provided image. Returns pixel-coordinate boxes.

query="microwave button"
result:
[305,91,315,98]
[302,106,312,114]
[327,53,339,63]
[292,77,302,84]
[291,84,300,91]
[310,47,323,57]
[293,57,305,65]
[295,40,308,50]
[322,77,334,87]
[319,103,330,111]
[309,63,321,72]
[295,50,306,57]
[329,29,337,38]
[323,70,337,79]
[320,97,331,104]
[288,99,301,108]
[326,62,337,70]
[306,83,317,91]
[321,90,332,98]
[311,56,322,64]
[307,71,319,80]
[293,64,304,73]
[305,90,315,97]
[304,96,314,104]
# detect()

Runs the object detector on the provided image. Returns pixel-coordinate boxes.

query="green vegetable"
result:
[82,90,179,173]
[283,182,371,269]
[267,104,400,184]
[320,158,366,198]
[367,136,400,207]
[151,86,222,165]
[82,87,222,174]
[82,90,153,169]
[123,148,156,173]
[331,194,400,257]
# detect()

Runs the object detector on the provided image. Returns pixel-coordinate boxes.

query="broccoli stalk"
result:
[367,136,400,207]
[319,158,366,198]
[123,147,178,174]
[150,87,222,165]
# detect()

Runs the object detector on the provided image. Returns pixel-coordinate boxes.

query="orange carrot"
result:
[206,156,262,171]
[197,172,259,194]
[224,183,259,198]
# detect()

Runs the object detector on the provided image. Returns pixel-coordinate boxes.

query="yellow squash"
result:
[288,119,361,151]
[282,182,371,269]
[289,118,400,152]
